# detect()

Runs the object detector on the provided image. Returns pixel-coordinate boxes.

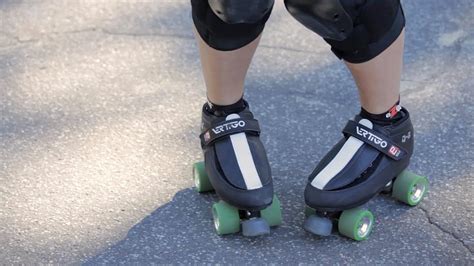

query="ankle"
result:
[359,100,403,125]
[207,97,247,116]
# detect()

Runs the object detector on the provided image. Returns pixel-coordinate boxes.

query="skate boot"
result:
[303,106,429,240]
[192,101,282,236]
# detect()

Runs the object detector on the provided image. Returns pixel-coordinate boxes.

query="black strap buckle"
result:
[199,118,260,147]
[342,120,407,161]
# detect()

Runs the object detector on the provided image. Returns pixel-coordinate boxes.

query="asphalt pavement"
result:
[1,0,473,264]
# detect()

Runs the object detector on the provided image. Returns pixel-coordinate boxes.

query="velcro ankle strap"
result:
[200,118,260,147]
[342,120,407,160]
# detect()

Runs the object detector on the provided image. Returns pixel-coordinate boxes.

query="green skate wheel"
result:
[304,206,316,218]
[212,201,240,235]
[261,195,282,227]
[338,208,374,241]
[392,170,429,206]
[192,161,213,193]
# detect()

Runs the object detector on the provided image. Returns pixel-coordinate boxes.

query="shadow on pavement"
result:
[1,0,473,263]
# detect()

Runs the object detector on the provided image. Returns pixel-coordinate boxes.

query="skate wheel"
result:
[338,208,374,241]
[192,161,214,193]
[212,201,240,235]
[304,206,316,218]
[304,214,332,236]
[392,170,429,206]
[242,218,270,237]
[260,195,282,227]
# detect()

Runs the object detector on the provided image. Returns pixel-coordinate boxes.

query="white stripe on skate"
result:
[227,114,263,190]
[311,119,373,189]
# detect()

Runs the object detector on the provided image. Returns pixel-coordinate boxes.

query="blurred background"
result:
[1,0,473,264]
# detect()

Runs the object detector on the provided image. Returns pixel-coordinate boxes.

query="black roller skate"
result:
[303,106,429,240]
[192,101,282,236]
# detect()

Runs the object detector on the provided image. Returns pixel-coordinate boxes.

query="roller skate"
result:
[192,101,282,236]
[303,106,429,241]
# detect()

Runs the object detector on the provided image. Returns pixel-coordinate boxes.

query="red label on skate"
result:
[389,145,401,157]
[386,105,401,118]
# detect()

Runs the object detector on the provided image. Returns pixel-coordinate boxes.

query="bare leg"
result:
[194,27,261,106]
[345,30,405,114]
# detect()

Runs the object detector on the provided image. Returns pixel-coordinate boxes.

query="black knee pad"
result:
[285,0,405,63]
[191,0,274,51]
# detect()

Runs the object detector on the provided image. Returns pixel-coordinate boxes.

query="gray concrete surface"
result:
[1,0,473,264]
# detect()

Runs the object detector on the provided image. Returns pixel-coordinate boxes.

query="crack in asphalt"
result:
[100,28,194,40]
[419,207,473,254]
[0,31,38,48]
[258,44,322,54]
[0,27,320,55]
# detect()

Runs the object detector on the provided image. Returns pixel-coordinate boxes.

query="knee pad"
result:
[285,0,405,63]
[191,0,274,51]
